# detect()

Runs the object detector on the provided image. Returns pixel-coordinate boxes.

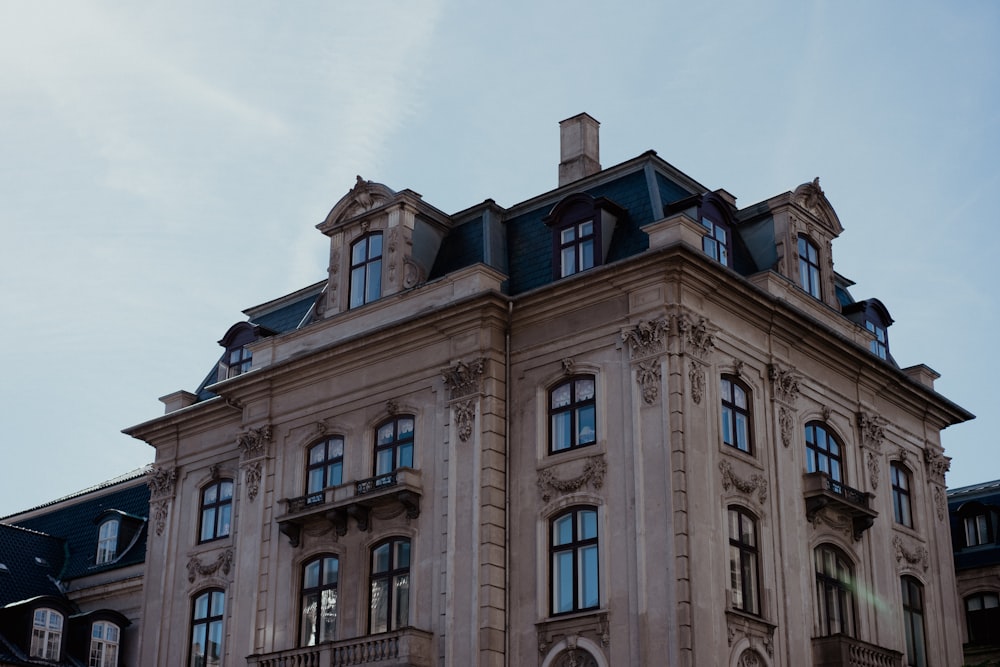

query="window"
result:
[89,621,120,667]
[965,592,1000,645]
[901,577,927,667]
[551,507,599,615]
[891,463,913,528]
[375,416,415,476]
[301,555,339,646]
[964,512,993,547]
[720,376,752,454]
[307,436,344,494]
[814,545,855,637]
[349,232,383,308]
[866,321,888,360]
[549,376,596,453]
[96,518,119,565]
[805,422,843,483]
[369,538,410,633]
[199,479,234,543]
[190,589,224,667]
[544,193,623,280]
[226,346,252,378]
[701,217,730,266]
[728,508,760,615]
[558,219,596,277]
[797,235,821,298]
[30,608,63,660]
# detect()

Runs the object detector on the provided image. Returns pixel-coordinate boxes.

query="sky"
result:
[1,1,997,516]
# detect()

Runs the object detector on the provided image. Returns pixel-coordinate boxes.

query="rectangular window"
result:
[559,220,596,277]
[551,507,599,615]
[369,538,410,633]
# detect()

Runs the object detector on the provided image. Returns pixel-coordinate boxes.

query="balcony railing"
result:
[246,628,434,667]
[276,469,422,546]
[812,634,902,667]
[803,472,878,540]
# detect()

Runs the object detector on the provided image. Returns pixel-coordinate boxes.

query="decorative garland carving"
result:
[689,362,705,405]
[924,450,951,484]
[779,407,794,448]
[146,466,177,498]
[636,360,661,405]
[768,364,800,405]
[151,500,170,537]
[537,456,607,503]
[442,358,485,399]
[245,461,262,501]
[453,399,475,442]
[893,536,929,572]
[933,486,946,521]
[186,549,234,583]
[621,318,669,358]
[237,425,272,459]
[719,461,768,504]
[867,451,881,491]
[675,314,716,358]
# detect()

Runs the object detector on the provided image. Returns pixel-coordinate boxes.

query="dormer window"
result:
[701,218,729,266]
[96,518,119,565]
[349,232,383,308]
[697,194,734,268]
[798,235,821,298]
[544,193,624,280]
[30,608,63,660]
[227,347,252,378]
[558,219,595,277]
[867,321,888,359]
[217,322,274,382]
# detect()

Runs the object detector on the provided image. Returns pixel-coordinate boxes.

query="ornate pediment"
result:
[792,177,843,236]
[318,176,396,231]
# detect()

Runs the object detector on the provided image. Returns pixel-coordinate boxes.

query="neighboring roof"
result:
[949,479,1000,499]
[948,478,1000,571]
[0,523,65,606]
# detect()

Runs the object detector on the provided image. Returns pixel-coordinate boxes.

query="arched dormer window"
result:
[90,620,120,667]
[544,194,625,279]
[798,235,822,299]
[96,518,119,565]
[698,195,734,267]
[30,608,63,660]
[217,322,274,380]
[349,232,383,308]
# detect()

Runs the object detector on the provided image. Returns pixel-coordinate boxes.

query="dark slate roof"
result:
[251,289,322,333]
[429,216,485,279]
[10,481,149,581]
[0,524,65,606]
[948,479,1000,571]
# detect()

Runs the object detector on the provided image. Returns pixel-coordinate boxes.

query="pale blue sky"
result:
[2,1,997,515]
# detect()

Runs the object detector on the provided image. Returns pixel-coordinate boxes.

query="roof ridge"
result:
[0,465,152,519]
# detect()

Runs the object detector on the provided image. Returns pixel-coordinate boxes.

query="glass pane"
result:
[561,228,575,244]
[830,459,841,483]
[967,596,983,611]
[194,593,209,620]
[304,560,320,589]
[328,462,343,487]
[985,594,999,609]
[207,619,223,662]
[579,220,593,236]
[328,437,344,458]
[370,579,388,634]
[395,539,411,568]
[190,624,207,666]
[201,509,216,542]
[733,384,747,409]
[324,557,339,585]
[722,408,734,446]
[219,481,233,500]
[373,544,390,573]
[378,423,395,445]
[352,238,367,265]
[366,260,381,302]
[551,383,571,409]
[561,247,576,276]
[577,405,596,444]
[307,468,324,494]
[350,267,365,308]
[376,449,393,475]
[398,418,414,437]
[554,551,574,613]
[554,515,573,546]
[580,544,599,608]
[552,413,572,451]
[203,485,218,504]
[701,217,713,232]
[394,573,410,628]
[398,442,414,469]
[309,444,326,465]
[368,233,382,258]
[301,592,319,646]
[576,378,595,401]
[735,414,749,452]
[579,510,597,540]
[211,590,225,615]
[217,503,231,537]
[320,588,337,642]
[580,239,594,270]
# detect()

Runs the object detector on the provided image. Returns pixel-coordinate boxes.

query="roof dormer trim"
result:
[792,178,843,237]
[317,176,398,234]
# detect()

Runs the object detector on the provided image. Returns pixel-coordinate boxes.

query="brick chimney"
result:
[559,113,601,187]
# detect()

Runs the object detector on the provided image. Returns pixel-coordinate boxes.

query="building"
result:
[948,480,1000,666]
[0,469,149,666]
[124,114,972,667]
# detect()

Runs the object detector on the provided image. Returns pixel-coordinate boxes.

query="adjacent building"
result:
[0,469,149,666]
[124,114,972,667]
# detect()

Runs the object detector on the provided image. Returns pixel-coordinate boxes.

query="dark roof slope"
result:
[0,524,65,606]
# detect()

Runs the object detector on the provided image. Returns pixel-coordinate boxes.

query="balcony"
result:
[812,634,902,667]
[246,628,434,667]
[277,469,422,546]
[803,472,877,540]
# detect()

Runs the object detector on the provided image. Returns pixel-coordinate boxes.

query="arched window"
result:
[965,591,1000,645]
[728,507,760,615]
[300,555,339,646]
[369,538,410,633]
[814,545,855,637]
[349,233,383,308]
[199,479,234,543]
[891,463,914,528]
[30,608,63,660]
[720,376,752,454]
[307,436,344,494]
[901,576,927,667]
[189,589,225,667]
[797,235,821,298]
[374,416,415,476]
[96,518,119,565]
[89,620,120,667]
[805,422,843,483]
[551,507,600,615]
[549,376,597,454]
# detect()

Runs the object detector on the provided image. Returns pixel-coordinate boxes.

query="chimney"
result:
[559,113,601,187]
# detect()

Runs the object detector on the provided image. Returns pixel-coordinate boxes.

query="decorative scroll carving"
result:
[893,536,929,572]
[719,461,768,504]
[151,500,169,537]
[924,450,951,484]
[768,364,800,405]
[537,456,607,503]
[858,412,886,452]
[675,314,716,358]
[621,318,669,358]
[402,257,423,288]
[441,358,485,399]
[636,360,661,405]
[186,549,234,583]
[237,425,272,459]
[779,406,794,448]
[453,399,475,442]
[146,466,177,498]
[689,362,705,405]
[933,485,946,521]
[245,461,262,501]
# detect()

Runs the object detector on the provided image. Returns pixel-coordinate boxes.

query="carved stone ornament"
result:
[237,425,272,459]
[857,412,886,452]
[402,257,424,288]
[186,549,234,583]
[779,406,794,448]
[537,456,607,503]
[387,227,399,285]
[621,318,669,358]
[893,536,929,572]
[726,611,776,657]
[554,649,599,667]
[867,450,882,491]
[768,364,801,405]
[689,361,706,405]
[719,460,768,504]
[738,650,763,667]
[636,360,661,405]
[386,399,398,416]
[332,176,390,224]
[146,466,177,499]
[245,460,262,502]
[441,358,485,399]
[792,177,843,235]
[934,485,946,521]
[924,450,951,484]
[675,314,716,359]
[561,358,575,375]
[151,499,170,537]
[453,399,475,442]
[808,508,853,540]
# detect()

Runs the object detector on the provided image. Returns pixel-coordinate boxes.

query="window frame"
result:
[701,217,731,266]
[306,436,345,495]
[89,620,120,667]
[198,478,234,543]
[890,462,914,528]
[349,232,383,309]
[900,576,927,667]
[965,591,1000,645]
[720,375,753,454]
[300,554,339,646]
[550,506,600,616]
[727,507,761,615]
[548,375,597,455]
[866,320,888,360]
[189,588,225,667]
[374,416,416,476]
[814,544,856,637]
[797,235,822,298]
[369,537,411,634]
[962,510,994,547]
[805,422,844,483]
[30,607,63,661]
[96,518,119,565]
